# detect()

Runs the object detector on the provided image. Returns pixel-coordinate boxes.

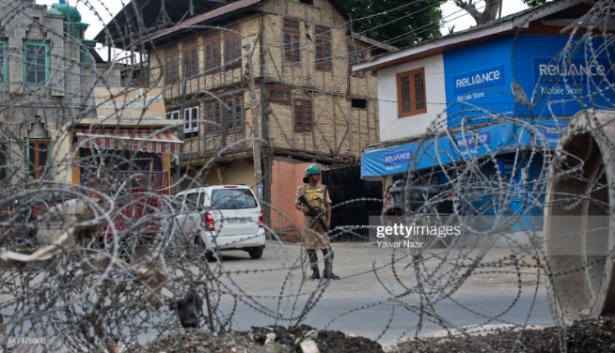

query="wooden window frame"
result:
[267,84,291,105]
[204,101,222,136]
[396,68,427,118]
[183,40,199,79]
[27,138,50,180]
[164,45,179,84]
[23,41,50,84]
[224,28,242,70]
[204,31,221,74]
[293,98,313,133]
[224,96,243,133]
[283,18,300,64]
[315,25,332,71]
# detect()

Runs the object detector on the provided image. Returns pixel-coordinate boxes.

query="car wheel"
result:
[248,246,264,259]
[190,236,214,261]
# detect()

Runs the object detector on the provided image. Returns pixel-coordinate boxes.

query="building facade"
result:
[356,0,614,230]
[0,0,180,200]
[0,0,102,187]
[97,0,392,233]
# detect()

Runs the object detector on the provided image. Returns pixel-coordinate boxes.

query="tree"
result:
[340,0,443,48]
[454,0,548,25]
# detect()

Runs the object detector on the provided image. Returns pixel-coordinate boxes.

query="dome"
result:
[48,3,82,23]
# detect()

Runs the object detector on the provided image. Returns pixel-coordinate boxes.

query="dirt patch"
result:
[393,316,615,353]
[137,325,383,353]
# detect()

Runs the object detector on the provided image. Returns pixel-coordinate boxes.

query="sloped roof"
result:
[96,0,352,50]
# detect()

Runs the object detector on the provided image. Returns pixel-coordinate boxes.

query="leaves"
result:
[340,0,443,48]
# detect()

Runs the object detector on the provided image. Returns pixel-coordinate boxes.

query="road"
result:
[212,241,554,345]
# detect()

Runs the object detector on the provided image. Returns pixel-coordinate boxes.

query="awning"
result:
[360,119,568,180]
[76,128,183,155]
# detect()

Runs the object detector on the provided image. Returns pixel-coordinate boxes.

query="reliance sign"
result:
[384,149,413,166]
[453,65,505,93]
[534,58,610,83]
[456,131,491,150]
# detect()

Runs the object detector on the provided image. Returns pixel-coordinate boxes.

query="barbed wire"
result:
[0,0,614,352]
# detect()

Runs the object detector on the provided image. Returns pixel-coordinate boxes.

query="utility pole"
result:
[244,42,263,199]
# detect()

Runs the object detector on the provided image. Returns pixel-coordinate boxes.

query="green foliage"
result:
[340,0,443,48]
[523,0,548,7]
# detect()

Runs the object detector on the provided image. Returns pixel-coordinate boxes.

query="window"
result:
[0,144,7,181]
[397,68,426,117]
[315,25,331,71]
[183,41,199,78]
[184,106,199,136]
[300,0,314,4]
[351,98,367,109]
[293,99,312,132]
[283,18,300,63]
[205,101,222,135]
[205,96,243,135]
[212,189,257,209]
[23,41,49,84]
[348,45,366,77]
[224,29,241,69]
[224,96,243,133]
[0,40,7,83]
[165,46,179,83]
[166,109,180,132]
[166,110,180,121]
[27,139,50,179]
[204,31,221,73]
[267,84,291,105]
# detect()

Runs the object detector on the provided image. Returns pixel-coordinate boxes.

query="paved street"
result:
[213,241,554,345]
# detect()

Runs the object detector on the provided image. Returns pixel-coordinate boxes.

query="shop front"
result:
[361,120,568,231]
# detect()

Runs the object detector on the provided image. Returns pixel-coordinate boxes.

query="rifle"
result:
[298,195,329,232]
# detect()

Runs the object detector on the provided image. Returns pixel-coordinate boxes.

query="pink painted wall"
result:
[270,159,311,237]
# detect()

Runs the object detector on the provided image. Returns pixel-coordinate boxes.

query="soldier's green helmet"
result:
[303,164,321,183]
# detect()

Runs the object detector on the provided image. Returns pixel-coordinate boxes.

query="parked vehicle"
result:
[383,180,454,216]
[173,185,265,260]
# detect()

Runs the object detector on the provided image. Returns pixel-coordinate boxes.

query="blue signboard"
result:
[443,35,615,128]
[444,37,515,128]
[360,120,568,180]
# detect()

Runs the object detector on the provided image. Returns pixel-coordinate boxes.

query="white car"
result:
[173,185,266,260]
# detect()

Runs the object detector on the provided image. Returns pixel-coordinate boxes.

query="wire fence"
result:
[0,0,614,352]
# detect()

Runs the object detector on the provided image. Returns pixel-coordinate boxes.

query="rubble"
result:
[137,325,384,353]
[392,315,615,353]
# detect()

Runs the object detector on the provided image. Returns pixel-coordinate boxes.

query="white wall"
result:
[377,54,447,142]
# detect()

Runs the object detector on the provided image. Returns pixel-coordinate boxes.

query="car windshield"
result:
[211,189,257,209]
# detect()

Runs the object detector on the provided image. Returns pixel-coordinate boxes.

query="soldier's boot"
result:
[322,248,340,280]
[307,250,320,280]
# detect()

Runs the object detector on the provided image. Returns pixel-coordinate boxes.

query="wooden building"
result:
[96,0,394,232]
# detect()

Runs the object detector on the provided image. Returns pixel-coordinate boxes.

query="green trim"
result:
[0,39,7,83]
[22,41,50,84]
[24,137,30,177]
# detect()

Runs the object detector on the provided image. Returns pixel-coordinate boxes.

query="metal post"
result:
[244,42,263,199]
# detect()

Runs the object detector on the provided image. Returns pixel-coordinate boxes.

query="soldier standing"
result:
[295,164,339,280]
